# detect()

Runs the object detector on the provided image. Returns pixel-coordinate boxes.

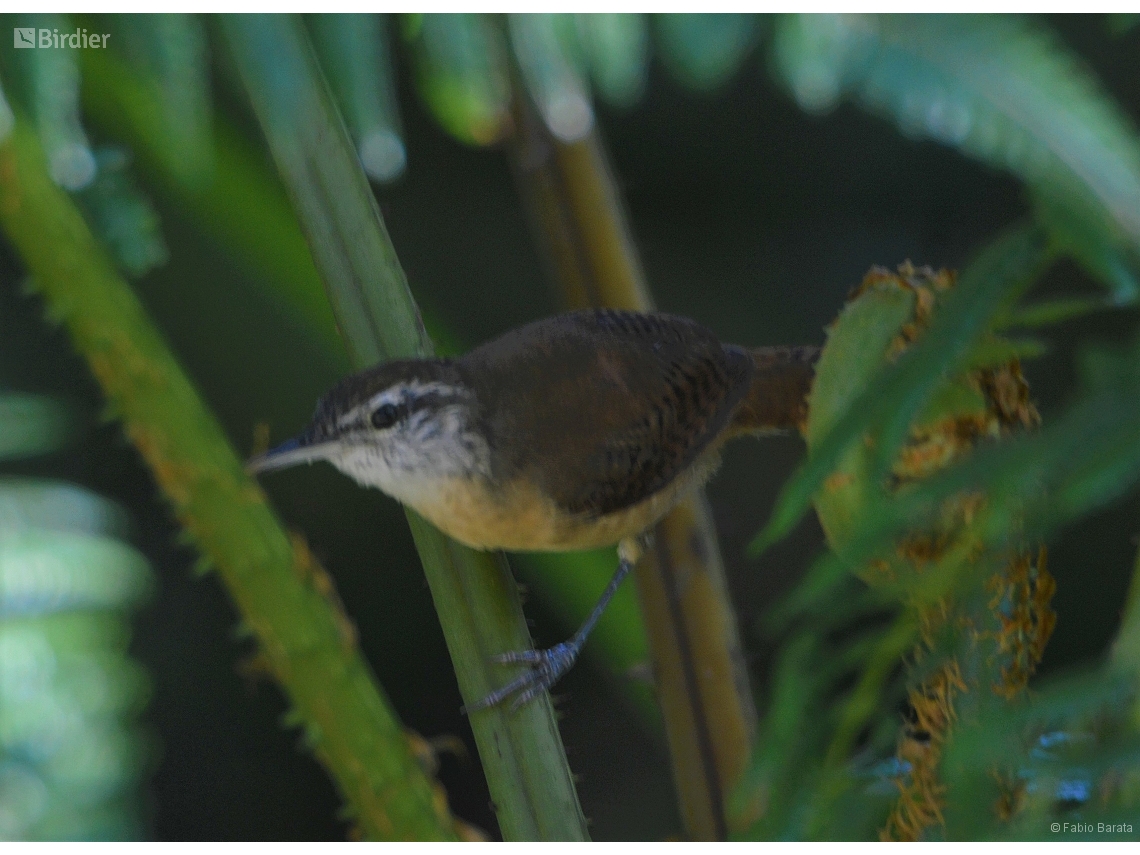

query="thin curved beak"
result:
[246,437,330,475]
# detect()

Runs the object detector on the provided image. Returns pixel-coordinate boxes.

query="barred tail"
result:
[729,345,820,435]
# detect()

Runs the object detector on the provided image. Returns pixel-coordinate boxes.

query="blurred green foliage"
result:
[0,10,1139,842]
[0,395,153,840]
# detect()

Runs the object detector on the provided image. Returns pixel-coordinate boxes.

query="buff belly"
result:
[404,449,724,552]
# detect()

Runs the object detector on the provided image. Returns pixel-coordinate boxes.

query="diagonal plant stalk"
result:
[505,79,758,840]
[221,14,587,841]
[0,118,461,841]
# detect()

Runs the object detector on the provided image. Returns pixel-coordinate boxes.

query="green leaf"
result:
[574,14,648,108]
[963,334,1047,368]
[785,343,1140,631]
[112,13,212,184]
[742,328,1140,837]
[772,14,1140,283]
[73,147,168,277]
[1031,185,1140,302]
[403,13,510,146]
[509,14,593,142]
[0,477,130,537]
[654,14,760,91]
[998,295,1117,328]
[308,13,405,182]
[1,13,95,189]
[0,393,78,460]
[0,530,153,617]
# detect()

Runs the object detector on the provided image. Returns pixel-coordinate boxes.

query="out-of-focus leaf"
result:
[0,394,77,461]
[0,606,153,840]
[0,371,152,839]
[1,13,95,189]
[0,478,130,538]
[941,669,1140,837]
[654,14,760,92]
[81,29,511,369]
[772,14,1140,296]
[403,13,510,147]
[998,295,1117,328]
[0,612,152,719]
[730,623,900,840]
[509,14,593,143]
[963,334,1047,368]
[574,14,648,108]
[1031,186,1140,303]
[1107,13,1139,36]
[112,13,211,183]
[308,13,406,182]
[80,46,466,365]
[729,635,823,838]
[73,147,168,277]
[0,531,153,618]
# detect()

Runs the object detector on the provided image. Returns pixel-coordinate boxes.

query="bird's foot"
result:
[463,640,581,713]
[462,536,642,714]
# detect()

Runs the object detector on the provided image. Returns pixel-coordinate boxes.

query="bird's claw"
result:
[462,542,638,714]
[463,641,580,714]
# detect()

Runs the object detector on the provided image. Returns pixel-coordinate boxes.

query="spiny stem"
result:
[0,117,460,841]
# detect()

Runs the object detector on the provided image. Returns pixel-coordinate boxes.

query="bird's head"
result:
[247,359,489,501]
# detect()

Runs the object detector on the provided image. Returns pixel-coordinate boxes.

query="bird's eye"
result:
[371,402,401,430]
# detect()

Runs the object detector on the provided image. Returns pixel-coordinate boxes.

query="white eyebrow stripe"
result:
[337,381,469,431]
[364,381,463,413]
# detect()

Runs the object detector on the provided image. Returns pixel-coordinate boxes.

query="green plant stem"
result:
[221,14,587,841]
[0,118,458,841]
[506,83,758,840]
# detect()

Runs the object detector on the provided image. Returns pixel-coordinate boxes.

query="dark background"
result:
[1,14,1138,841]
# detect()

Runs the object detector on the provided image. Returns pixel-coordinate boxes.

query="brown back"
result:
[459,309,753,518]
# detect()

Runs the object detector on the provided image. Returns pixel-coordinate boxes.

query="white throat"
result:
[325,384,491,511]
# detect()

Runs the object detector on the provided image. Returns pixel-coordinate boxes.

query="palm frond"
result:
[308,14,405,183]
[772,13,1140,299]
[654,13,761,92]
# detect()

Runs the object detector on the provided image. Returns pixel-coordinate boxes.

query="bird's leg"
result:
[464,536,646,713]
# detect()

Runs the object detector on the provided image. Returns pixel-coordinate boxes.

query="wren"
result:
[249,308,817,710]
